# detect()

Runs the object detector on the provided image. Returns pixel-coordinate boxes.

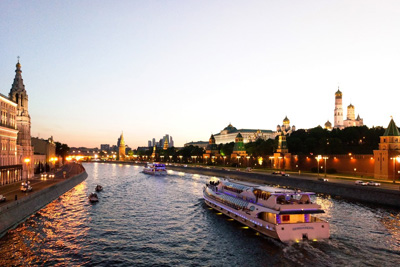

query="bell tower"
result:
[9,59,34,179]
[334,87,343,129]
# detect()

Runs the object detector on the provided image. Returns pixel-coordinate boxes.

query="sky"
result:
[1,1,400,149]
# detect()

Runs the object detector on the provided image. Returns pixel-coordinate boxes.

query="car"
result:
[318,177,329,182]
[21,185,33,192]
[355,180,367,186]
[0,194,6,202]
[367,181,381,186]
[281,173,289,176]
[245,167,252,172]
[272,171,282,175]
[49,174,55,178]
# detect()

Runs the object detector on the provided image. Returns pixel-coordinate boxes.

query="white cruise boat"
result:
[143,163,167,175]
[203,178,330,243]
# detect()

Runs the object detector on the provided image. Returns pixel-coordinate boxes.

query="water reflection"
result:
[0,163,399,266]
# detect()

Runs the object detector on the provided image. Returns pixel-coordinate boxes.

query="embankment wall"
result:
[0,171,88,238]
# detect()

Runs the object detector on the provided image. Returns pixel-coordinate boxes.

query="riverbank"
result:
[94,161,400,208]
[0,164,88,238]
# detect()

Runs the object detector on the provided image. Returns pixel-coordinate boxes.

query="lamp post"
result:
[223,156,226,166]
[236,156,240,167]
[316,155,322,177]
[169,155,172,162]
[179,155,183,164]
[323,156,328,177]
[246,156,250,167]
[278,156,282,170]
[161,155,164,162]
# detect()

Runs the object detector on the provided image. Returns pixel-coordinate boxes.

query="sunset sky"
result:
[1,1,399,148]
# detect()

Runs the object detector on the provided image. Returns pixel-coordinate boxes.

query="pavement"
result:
[0,163,85,207]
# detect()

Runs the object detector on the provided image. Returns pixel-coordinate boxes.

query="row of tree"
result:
[132,126,390,159]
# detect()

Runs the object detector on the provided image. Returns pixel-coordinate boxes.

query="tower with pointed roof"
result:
[334,87,344,129]
[163,137,169,150]
[118,132,126,160]
[373,118,400,180]
[203,134,220,164]
[230,133,247,165]
[8,59,33,179]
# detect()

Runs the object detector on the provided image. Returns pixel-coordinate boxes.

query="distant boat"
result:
[95,185,103,192]
[143,163,167,175]
[88,192,99,203]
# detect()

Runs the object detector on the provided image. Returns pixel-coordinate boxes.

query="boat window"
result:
[282,215,290,222]
[249,206,255,211]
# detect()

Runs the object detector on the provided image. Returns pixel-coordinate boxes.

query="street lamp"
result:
[179,155,183,163]
[316,155,322,177]
[323,156,329,177]
[160,155,164,162]
[236,156,240,167]
[223,156,226,166]
[246,156,250,167]
[169,155,172,162]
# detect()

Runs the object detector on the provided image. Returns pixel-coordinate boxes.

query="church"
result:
[0,60,34,185]
[331,87,364,129]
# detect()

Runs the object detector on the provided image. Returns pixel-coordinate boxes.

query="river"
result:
[0,163,399,266]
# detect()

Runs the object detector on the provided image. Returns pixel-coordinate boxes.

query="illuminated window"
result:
[282,215,290,222]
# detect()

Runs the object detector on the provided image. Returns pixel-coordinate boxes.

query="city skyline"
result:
[1,1,400,148]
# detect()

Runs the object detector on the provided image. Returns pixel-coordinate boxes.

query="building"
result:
[9,60,34,179]
[163,137,169,150]
[333,88,363,129]
[0,93,20,185]
[276,116,296,136]
[31,136,56,161]
[324,120,332,131]
[230,133,247,164]
[100,144,110,152]
[213,123,276,144]
[373,118,400,180]
[184,141,208,149]
[203,135,220,164]
[118,132,126,160]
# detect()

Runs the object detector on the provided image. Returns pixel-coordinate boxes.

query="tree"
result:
[56,142,70,161]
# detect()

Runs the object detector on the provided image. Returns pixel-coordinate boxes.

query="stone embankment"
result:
[0,168,88,238]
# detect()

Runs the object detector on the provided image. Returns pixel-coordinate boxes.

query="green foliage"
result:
[55,142,70,159]
[219,142,234,156]
[245,139,275,157]
[287,126,385,155]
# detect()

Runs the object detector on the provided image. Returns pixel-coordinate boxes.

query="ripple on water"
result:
[0,163,400,266]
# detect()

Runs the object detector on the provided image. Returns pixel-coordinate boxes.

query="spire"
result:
[119,132,125,146]
[11,57,26,93]
[383,118,400,136]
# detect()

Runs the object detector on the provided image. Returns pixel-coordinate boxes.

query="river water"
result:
[0,163,399,266]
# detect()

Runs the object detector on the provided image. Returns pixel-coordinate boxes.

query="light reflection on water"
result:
[0,163,399,266]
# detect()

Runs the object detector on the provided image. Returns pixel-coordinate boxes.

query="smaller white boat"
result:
[88,192,99,203]
[143,163,167,175]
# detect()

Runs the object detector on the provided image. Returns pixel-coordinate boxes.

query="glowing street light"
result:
[236,156,240,167]
[246,156,250,167]
[223,156,226,166]
[179,155,183,163]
